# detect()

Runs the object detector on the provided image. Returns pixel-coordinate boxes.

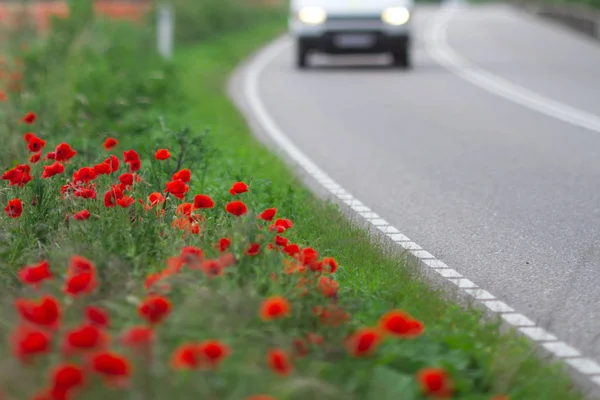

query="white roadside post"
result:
[157,3,174,59]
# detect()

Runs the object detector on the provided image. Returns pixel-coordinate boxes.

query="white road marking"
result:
[543,342,582,358]
[425,4,600,134]
[241,30,600,394]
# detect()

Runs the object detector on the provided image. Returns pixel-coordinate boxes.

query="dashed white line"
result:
[501,313,535,327]
[565,359,600,375]
[240,24,600,395]
[464,288,495,300]
[543,342,582,358]
[482,300,514,313]
[449,278,477,289]
[520,326,558,342]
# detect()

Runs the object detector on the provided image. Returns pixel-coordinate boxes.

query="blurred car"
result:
[289,0,415,69]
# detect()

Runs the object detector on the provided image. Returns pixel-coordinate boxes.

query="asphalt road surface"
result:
[244,3,600,367]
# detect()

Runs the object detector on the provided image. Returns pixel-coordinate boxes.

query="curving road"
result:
[236,2,600,378]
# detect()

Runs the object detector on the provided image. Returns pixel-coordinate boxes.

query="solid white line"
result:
[241,34,600,391]
[425,4,600,134]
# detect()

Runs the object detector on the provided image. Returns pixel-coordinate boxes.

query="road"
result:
[236,2,600,372]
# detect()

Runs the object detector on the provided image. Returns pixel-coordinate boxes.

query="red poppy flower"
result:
[267,349,292,376]
[172,168,191,183]
[245,243,260,256]
[64,273,97,297]
[219,238,231,252]
[45,151,56,160]
[25,133,46,153]
[163,256,184,276]
[106,155,120,172]
[225,200,248,217]
[180,246,204,267]
[201,259,224,277]
[165,179,189,200]
[229,181,249,195]
[275,236,288,247]
[259,208,277,221]
[300,248,319,265]
[118,172,133,186]
[128,159,141,172]
[283,244,300,257]
[193,194,214,209]
[12,325,51,363]
[18,260,52,287]
[176,202,193,217]
[259,296,290,321]
[117,195,135,208]
[29,153,41,164]
[67,255,96,277]
[2,164,32,187]
[62,323,107,355]
[148,192,165,207]
[345,327,382,357]
[0,90,6,102]
[120,325,154,348]
[198,340,230,368]
[73,167,97,184]
[50,363,85,398]
[104,186,124,208]
[123,149,140,164]
[155,149,171,160]
[4,198,23,218]
[16,296,60,328]
[54,143,77,162]
[94,162,112,175]
[74,186,97,200]
[103,138,118,151]
[138,295,172,325]
[42,162,65,179]
[86,306,110,327]
[171,343,201,370]
[144,273,168,293]
[91,351,131,386]
[275,218,293,231]
[321,257,338,274]
[317,276,339,298]
[416,368,453,398]
[379,310,424,338]
[73,210,91,221]
[22,111,36,124]
[219,252,236,268]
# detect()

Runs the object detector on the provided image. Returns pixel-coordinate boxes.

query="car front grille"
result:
[324,15,384,31]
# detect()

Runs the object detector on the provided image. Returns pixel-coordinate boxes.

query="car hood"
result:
[291,0,414,14]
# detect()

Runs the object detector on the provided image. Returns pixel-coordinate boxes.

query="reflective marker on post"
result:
[157,3,174,59]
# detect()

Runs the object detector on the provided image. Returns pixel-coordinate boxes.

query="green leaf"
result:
[365,366,418,400]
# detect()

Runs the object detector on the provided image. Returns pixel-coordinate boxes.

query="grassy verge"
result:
[171,17,586,400]
[0,3,586,400]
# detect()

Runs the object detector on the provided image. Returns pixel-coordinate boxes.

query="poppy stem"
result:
[162,134,186,211]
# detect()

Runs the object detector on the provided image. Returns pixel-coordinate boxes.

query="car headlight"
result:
[381,7,410,26]
[297,7,327,25]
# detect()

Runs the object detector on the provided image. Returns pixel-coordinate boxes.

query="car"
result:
[289,0,415,69]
